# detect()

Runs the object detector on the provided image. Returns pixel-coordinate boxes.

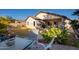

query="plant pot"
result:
[6,38,15,47]
[38,39,48,44]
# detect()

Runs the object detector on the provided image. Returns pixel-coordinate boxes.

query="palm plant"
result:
[41,27,71,45]
[72,9,79,16]
[41,27,62,43]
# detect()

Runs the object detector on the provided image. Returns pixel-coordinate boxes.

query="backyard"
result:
[0,23,79,50]
[0,9,79,50]
[13,27,79,50]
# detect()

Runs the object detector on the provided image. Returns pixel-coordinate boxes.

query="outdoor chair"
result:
[26,29,56,50]
[29,37,55,50]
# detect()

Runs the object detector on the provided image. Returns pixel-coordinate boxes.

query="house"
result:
[26,11,71,29]
[26,16,41,29]
[15,20,26,27]
[9,20,26,27]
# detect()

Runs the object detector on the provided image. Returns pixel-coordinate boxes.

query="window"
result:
[54,21,57,25]
[54,21,58,27]
[27,22,29,25]
[33,21,35,26]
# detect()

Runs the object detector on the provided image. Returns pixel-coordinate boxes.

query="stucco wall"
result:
[64,19,71,24]
[26,17,39,29]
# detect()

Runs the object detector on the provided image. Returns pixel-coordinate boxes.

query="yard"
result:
[13,26,79,49]
[0,26,79,50]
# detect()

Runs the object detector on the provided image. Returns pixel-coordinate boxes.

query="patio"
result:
[0,37,34,50]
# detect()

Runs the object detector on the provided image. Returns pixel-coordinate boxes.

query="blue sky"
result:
[0,9,78,20]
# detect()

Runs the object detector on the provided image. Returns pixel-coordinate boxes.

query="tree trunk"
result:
[74,29,79,40]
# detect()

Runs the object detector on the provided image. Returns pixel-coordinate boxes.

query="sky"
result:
[0,9,78,20]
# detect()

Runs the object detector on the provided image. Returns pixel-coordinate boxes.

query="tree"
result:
[73,9,79,16]
[71,20,79,29]
[6,16,15,23]
[72,10,79,29]
[0,16,10,29]
[0,16,16,29]
[0,16,16,34]
[72,10,79,39]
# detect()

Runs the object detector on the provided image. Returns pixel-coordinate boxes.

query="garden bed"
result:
[38,39,48,44]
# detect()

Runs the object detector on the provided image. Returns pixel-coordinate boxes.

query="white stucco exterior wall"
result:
[64,19,71,24]
[26,17,40,29]
[36,13,47,20]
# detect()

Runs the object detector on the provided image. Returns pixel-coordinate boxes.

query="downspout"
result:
[61,18,64,30]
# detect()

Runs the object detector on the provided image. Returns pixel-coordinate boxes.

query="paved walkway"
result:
[50,44,79,50]
[26,44,79,50]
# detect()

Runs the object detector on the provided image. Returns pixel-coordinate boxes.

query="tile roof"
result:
[36,11,71,20]
[26,16,41,20]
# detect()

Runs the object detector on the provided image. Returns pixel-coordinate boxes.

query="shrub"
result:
[58,30,71,45]
[74,41,79,48]
[41,27,62,43]
[41,27,71,44]
[0,29,7,34]
[0,23,7,29]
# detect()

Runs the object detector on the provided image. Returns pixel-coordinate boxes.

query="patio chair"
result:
[25,39,36,49]
[27,29,56,50]
[29,37,55,50]
[44,37,55,50]
[38,37,55,50]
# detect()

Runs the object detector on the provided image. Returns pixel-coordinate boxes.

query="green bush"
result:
[0,23,7,29]
[58,30,71,45]
[60,38,69,45]
[74,41,79,48]
[42,34,52,43]
[0,29,7,34]
[42,27,62,43]
[42,27,71,44]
